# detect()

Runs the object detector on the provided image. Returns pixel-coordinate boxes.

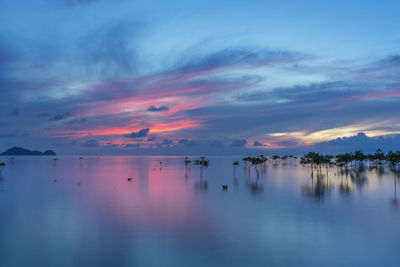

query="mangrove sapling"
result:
[194,157,210,179]
[386,151,400,171]
[184,157,192,166]
[183,157,191,179]
[374,149,385,165]
[301,152,325,178]
[335,153,353,171]
[233,161,239,177]
[272,155,280,164]
[353,150,366,167]
[246,156,268,179]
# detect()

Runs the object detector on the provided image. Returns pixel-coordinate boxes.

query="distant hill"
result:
[0,147,56,156]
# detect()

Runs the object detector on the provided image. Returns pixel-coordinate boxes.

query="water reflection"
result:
[0,173,4,192]
[338,173,353,195]
[195,180,209,193]
[390,169,400,209]
[0,156,399,267]
[247,178,264,195]
[301,173,332,201]
[298,161,400,206]
[244,163,266,196]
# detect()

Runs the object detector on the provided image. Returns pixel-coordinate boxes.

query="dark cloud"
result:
[178,139,200,146]
[162,139,173,145]
[82,139,100,147]
[68,118,87,124]
[77,21,141,77]
[61,0,100,7]
[147,106,169,112]
[253,141,265,147]
[0,41,19,66]
[276,139,300,147]
[38,112,51,118]
[0,130,30,139]
[49,112,71,121]
[311,132,400,154]
[124,128,149,138]
[377,55,400,67]
[7,109,19,116]
[230,139,247,147]
[0,132,18,138]
[180,77,400,140]
[125,143,140,148]
[177,48,306,73]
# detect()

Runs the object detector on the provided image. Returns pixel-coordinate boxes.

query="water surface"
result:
[0,156,399,267]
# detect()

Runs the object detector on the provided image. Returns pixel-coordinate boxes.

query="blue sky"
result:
[0,0,400,155]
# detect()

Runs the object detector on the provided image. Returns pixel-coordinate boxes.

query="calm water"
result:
[0,156,399,267]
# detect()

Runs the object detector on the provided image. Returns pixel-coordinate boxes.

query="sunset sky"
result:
[1,0,400,155]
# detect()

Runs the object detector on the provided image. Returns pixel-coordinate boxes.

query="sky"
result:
[0,0,400,155]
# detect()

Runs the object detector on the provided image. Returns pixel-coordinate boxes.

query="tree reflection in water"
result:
[0,173,4,192]
[244,165,265,196]
[338,171,353,195]
[248,179,264,195]
[195,180,208,193]
[301,173,332,201]
[194,157,209,193]
[390,169,400,209]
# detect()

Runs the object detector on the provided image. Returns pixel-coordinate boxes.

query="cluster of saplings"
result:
[242,155,268,178]
[300,149,400,169]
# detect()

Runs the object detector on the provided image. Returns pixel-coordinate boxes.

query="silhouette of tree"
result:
[243,156,267,178]
[194,157,210,179]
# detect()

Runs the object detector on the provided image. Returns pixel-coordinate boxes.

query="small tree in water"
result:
[194,157,210,178]
[245,156,267,178]
[386,151,400,170]
[184,157,191,166]
[374,149,385,165]
[184,157,191,178]
[233,161,239,177]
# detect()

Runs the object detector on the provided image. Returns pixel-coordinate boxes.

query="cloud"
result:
[0,131,18,138]
[377,55,400,67]
[161,139,173,145]
[230,139,247,147]
[147,106,169,112]
[253,141,265,147]
[38,112,51,118]
[7,109,19,116]
[310,132,400,154]
[177,48,306,73]
[124,128,149,138]
[49,112,71,121]
[178,139,200,146]
[61,0,100,7]
[68,118,87,124]
[125,143,140,148]
[1,8,399,158]
[77,21,141,77]
[82,139,100,147]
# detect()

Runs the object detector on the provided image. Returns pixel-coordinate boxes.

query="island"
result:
[0,147,56,156]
